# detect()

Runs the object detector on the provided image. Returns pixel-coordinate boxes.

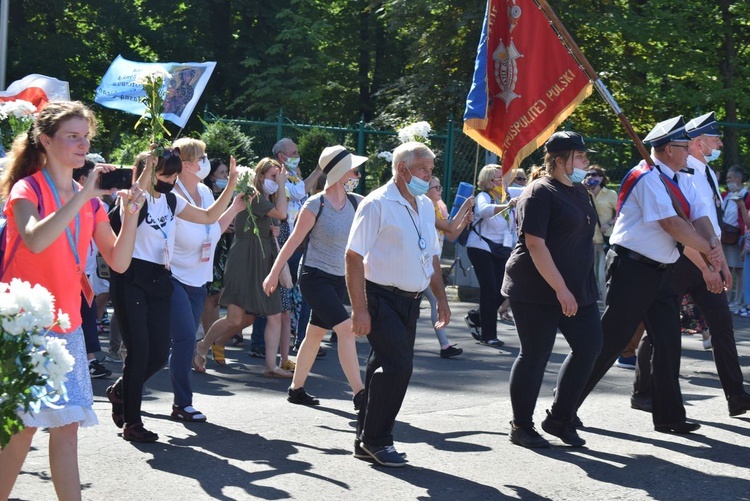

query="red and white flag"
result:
[0,74,70,111]
[464,0,592,173]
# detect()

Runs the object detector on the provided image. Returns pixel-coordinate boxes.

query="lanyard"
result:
[404,205,427,250]
[41,169,81,271]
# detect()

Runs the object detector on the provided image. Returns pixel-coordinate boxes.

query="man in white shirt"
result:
[346,141,450,467]
[632,112,750,417]
[577,116,724,434]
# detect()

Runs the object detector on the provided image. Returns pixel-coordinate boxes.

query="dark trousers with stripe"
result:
[634,255,746,398]
[578,249,687,426]
[357,282,421,447]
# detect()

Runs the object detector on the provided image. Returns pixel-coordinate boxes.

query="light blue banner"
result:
[94,55,216,128]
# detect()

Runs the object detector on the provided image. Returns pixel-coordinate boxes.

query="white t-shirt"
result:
[171,181,222,287]
[347,180,439,293]
[131,191,187,265]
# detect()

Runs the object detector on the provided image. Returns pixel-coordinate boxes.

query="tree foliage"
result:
[5,0,750,171]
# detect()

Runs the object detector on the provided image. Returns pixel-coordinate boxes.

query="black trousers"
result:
[110,258,174,426]
[634,255,746,398]
[357,282,421,447]
[578,249,686,426]
[466,247,507,341]
[509,300,602,428]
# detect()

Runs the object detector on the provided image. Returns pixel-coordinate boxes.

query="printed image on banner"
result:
[464,0,593,173]
[94,55,216,128]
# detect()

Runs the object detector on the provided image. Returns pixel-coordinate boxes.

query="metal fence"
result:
[202,109,745,205]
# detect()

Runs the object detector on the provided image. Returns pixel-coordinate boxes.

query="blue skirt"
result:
[18,326,98,429]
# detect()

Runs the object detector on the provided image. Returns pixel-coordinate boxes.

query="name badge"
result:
[200,238,212,263]
[420,251,433,278]
[81,273,95,307]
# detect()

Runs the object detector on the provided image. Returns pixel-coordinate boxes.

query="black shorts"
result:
[298,266,348,330]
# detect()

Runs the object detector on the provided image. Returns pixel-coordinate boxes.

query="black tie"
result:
[703,168,724,222]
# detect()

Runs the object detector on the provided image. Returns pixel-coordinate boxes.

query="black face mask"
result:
[154,179,175,194]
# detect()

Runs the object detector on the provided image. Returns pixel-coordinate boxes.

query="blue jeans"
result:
[169,278,207,407]
[250,315,267,351]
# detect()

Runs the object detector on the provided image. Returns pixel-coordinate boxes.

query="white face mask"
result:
[195,156,211,180]
[264,178,279,195]
[343,177,359,193]
[285,157,300,170]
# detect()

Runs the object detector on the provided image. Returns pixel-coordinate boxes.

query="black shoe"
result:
[354,440,407,461]
[287,387,320,406]
[440,345,463,358]
[353,389,365,411]
[106,382,124,429]
[123,422,159,443]
[541,410,585,447]
[360,443,407,467]
[464,312,482,341]
[571,414,584,428]
[509,422,550,448]
[89,360,112,379]
[479,338,504,347]
[654,421,701,434]
[727,392,750,417]
[630,394,653,413]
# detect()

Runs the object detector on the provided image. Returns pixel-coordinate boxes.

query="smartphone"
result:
[98,168,133,190]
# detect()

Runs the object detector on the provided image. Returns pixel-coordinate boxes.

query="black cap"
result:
[545,131,597,154]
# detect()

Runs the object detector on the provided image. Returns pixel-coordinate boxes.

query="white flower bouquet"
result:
[397,121,432,144]
[0,279,73,447]
[235,166,264,257]
[0,99,37,150]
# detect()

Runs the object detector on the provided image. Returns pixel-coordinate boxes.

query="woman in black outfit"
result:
[502,131,602,448]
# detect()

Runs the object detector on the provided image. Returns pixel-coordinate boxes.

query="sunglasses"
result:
[515,176,527,182]
[584,172,600,178]
[152,145,181,159]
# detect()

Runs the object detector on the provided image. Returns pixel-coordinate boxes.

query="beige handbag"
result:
[274,237,294,289]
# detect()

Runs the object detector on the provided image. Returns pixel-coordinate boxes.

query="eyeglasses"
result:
[429,185,442,192]
[515,176,527,182]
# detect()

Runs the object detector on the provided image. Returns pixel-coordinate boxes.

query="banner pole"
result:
[533,0,717,272]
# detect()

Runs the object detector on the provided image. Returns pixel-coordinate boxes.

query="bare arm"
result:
[217,193,248,233]
[346,249,370,337]
[13,165,118,254]
[525,233,578,316]
[262,207,316,295]
[178,156,239,224]
[303,168,323,195]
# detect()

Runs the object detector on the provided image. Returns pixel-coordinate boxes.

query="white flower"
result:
[0,100,36,119]
[397,121,432,144]
[377,151,393,163]
[2,315,24,335]
[56,310,71,331]
[135,68,172,86]
[43,338,74,390]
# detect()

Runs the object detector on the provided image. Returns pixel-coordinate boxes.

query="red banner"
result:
[464,0,592,173]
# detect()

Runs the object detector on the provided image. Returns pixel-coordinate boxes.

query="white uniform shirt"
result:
[609,159,709,264]
[686,154,721,236]
[171,181,222,287]
[131,192,188,265]
[347,179,439,293]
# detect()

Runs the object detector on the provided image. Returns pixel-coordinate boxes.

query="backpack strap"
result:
[1,176,45,279]
[166,192,177,216]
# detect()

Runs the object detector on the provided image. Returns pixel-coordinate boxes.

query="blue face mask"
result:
[705,149,721,162]
[214,178,228,190]
[568,168,587,184]
[405,169,430,197]
[584,177,600,188]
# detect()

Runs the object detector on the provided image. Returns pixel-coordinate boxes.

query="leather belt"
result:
[611,244,670,270]
[366,280,424,300]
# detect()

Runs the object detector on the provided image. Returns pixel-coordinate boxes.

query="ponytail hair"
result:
[0,101,97,200]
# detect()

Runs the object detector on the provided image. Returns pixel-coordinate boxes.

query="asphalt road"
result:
[8,295,750,500]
